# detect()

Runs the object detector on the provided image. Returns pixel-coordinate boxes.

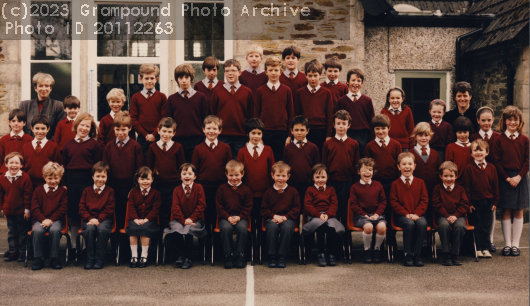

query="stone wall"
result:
[515,45,529,135]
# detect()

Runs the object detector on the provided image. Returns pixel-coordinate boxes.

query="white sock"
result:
[490,211,496,244]
[362,232,372,250]
[512,218,524,248]
[130,245,138,258]
[141,246,149,258]
[71,224,80,248]
[501,219,512,247]
[374,234,385,250]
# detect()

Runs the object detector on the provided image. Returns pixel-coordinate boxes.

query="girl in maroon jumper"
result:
[126,167,161,268]
[380,87,414,151]
[491,106,529,257]
[0,109,33,175]
[167,163,207,269]
[445,117,474,185]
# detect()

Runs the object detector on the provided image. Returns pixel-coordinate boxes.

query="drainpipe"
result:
[501,49,517,106]
[455,28,483,82]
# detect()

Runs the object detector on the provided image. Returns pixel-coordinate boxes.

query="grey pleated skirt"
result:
[303,215,345,235]
[165,219,207,238]
[498,169,529,209]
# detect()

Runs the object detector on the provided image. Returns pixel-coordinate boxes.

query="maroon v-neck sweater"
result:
[164,91,209,137]
[210,85,255,136]
[130,91,167,138]
[237,145,275,197]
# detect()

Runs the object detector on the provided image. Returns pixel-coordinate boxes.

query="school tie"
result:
[447,186,452,192]
[271,85,276,92]
[185,186,191,196]
[142,189,147,197]
[208,80,213,90]
[484,133,489,141]
[353,94,358,102]
[147,91,152,99]
[47,187,54,194]
[380,139,386,148]
[328,81,334,86]
[183,90,188,99]
[77,138,83,144]
[463,142,470,147]
[405,178,411,187]
[230,85,236,95]
[318,187,324,192]
[118,141,123,150]
[435,122,440,127]
[252,70,257,75]
[209,142,215,149]
[311,88,316,94]
[421,147,427,156]
[278,188,284,194]
[232,185,238,191]
[289,72,294,80]
[162,143,167,152]
[297,141,304,149]
[36,141,42,153]
[253,146,259,160]
[95,188,101,195]
[479,162,485,170]
[392,109,400,116]
[510,134,515,140]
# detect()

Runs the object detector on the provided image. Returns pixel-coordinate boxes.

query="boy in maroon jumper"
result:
[411,122,442,200]
[53,95,80,154]
[21,114,62,189]
[320,56,348,108]
[165,64,209,162]
[294,59,333,153]
[463,139,499,258]
[429,99,453,162]
[283,116,320,206]
[30,162,67,270]
[146,117,185,231]
[279,46,307,97]
[97,88,136,149]
[79,162,115,270]
[216,160,253,269]
[130,64,167,159]
[432,161,469,266]
[335,68,375,157]
[239,44,268,96]
[322,110,360,226]
[445,116,474,185]
[0,109,33,175]
[210,59,255,159]
[0,153,33,262]
[194,56,225,102]
[390,152,429,267]
[103,111,143,230]
[192,116,232,234]
[255,56,294,162]
[261,162,300,268]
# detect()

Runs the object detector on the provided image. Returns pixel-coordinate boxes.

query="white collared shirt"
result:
[273,184,288,191]
[182,183,194,191]
[359,180,372,186]
[400,175,414,184]
[443,183,455,191]
[202,77,219,88]
[505,131,519,140]
[44,184,58,193]
[456,140,470,147]
[223,82,241,93]
[284,69,298,78]
[389,106,402,113]
[307,84,321,93]
[179,87,196,99]
[10,131,24,138]
[93,185,106,193]
[228,181,243,187]
[347,91,361,101]
[293,138,307,147]
[415,144,431,156]
[116,137,130,146]
[205,138,218,149]
[376,136,391,147]
[141,187,151,196]
[67,115,77,122]
[475,159,487,168]
[246,67,264,74]
[5,170,22,179]
[247,142,264,156]
[314,184,326,191]
[157,140,174,151]
[432,119,443,125]
[141,88,156,99]
[75,135,90,143]
[325,78,336,85]
[335,134,348,142]
[32,138,48,150]
[267,81,280,91]
[110,111,118,119]
[479,129,493,139]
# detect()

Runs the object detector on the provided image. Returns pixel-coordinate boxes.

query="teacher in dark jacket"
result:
[19,72,66,141]
[443,81,479,133]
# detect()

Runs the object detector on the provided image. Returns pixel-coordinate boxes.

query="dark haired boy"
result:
[279,46,308,97]
[0,109,33,175]
[54,95,80,154]
[194,56,225,101]
[320,56,348,107]
[445,116,474,185]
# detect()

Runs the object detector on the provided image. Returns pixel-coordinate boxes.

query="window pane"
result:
[97,64,160,121]
[402,78,440,124]
[30,63,71,102]
[97,4,160,57]
[31,1,72,60]
[184,3,224,61]
[190,63,224,84]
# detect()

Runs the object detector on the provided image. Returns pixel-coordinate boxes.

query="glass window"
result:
[30,1,72,60]
[184,3,224,61]
[190,63,224,83]
[30,63,72,102]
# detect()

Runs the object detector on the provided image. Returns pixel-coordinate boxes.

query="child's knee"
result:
[376,222,386,234]
[363,223,373,234]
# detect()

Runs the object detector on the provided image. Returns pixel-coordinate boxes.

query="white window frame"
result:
[395,71,451,111]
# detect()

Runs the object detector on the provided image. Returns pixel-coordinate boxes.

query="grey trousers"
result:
[6,215,29,252]
[220,219,248,254]
[436,217,466,255]
[33,221,62,258]
[265,219,295,257]
[82,218,112,261]
[397,215,427,255]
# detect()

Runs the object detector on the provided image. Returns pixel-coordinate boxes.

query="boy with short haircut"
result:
[30,162,67,270]
[428,99,453,161]
[283,115,320,205]
[389,152,429,267]
[54,95,81,153]
[194,56,225,101]
[320,56,349,107]
[239,44,268,96]
[0,152,33,262]
[432,161,469,266]
[98,88,135,149]
[210,59,255,159]
[261,161,300,268]
[130,64,167,158]
[322,110,360,224]
[463,139,499,258]
[445,116,474,185]
[216,160,253,269]
[192,115,233,233]
[103,111,144,230]
[21,114,62,189]
[410,122,442,199]
[335,68,375,157]
[279,45,307,97]
[79,161,115,270]
[0,109,33,175]
[294,59,333,153]
[165,64,209,162]
[254,56,294,161]
[146,117,186,230]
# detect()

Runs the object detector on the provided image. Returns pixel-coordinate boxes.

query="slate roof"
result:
[390,1,471,14]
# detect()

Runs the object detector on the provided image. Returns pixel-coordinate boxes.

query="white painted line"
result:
[245,265,255,306]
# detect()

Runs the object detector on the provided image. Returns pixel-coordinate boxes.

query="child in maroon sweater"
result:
[261,162,300,268]
[103,111,144,230]
[335,68,375,157]
[53,95,80,154]
[0,152,33,262]
[463,139,499,258]
[194,56,225,102]
[322,110,360,225]
[445,117,474,185]
[294,59,333,153]
[210,59,255,159]
[303,164,344,267]
[320,56,349,108]
[126,167,161,268]
[0,109,33,175]
[97,88,135,149]
[349,158,387,263]
[165,64,209,162]
[380,87,414,151]
[239,44,268,96]
[428,100,453,162]
[30,162,67,270]
[22,114,62,189]
[432,161,469,266]
[130,64,167,159]
[216,160,253,269]
[146,118,185,232]
[167,164,207,269]
[390,152,429,267]
[255,56,294,161]
[192,115,232,234]
[411,122,442,200]
[79,162,115,270]
[279,46,307,99]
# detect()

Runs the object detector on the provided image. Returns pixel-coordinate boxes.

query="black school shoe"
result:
[363,250,372,264]
[93,260,104,269]
[175,256,186,267]
[130,257,138,268]
[17,253,26,262]
[502,246,511,256]
[452,255,462,266]
[235,253,246,269]
[84,260,94,270]
[276,256,286,268]
[268,256,277,268]
[413,255,424,267]
[317,253,327,267]
[181,259,192,269]
[403,254,414,267]
[138,257,148,268]
[3,249,11,258]
[224,253,234,269]
[511,246,520,256]
[372,250,381,263]
[32,257,45,270]
[489,244,496,252]
[49,258,63,269]
[442,253,452,266]
[4,251,19,262]
[328,255,336,266]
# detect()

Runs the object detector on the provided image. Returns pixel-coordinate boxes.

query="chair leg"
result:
[116,235,121,266]
[65,234,71,267]
[341,233,347,264]
[155,235,160,266]
[202,238,206,265]
[211,233,215,266]
[472,231,478,262]
[25,233,31,267]
[258,230,262,265]
[250,231,254,266]
[386,235,390,263]
[75,234,80,266]
[298,233,302,265]
[389,231,394,263]
[162,234,167,266]
[348,231,352,264]
[301,234,306,265]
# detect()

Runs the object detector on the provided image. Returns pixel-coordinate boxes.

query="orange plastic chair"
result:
[389,213,432,263]
[25,215,71,267]
[258,218,301,265]
[74,214,117,266]
[210,215,253,266]
[431,215,478,262]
